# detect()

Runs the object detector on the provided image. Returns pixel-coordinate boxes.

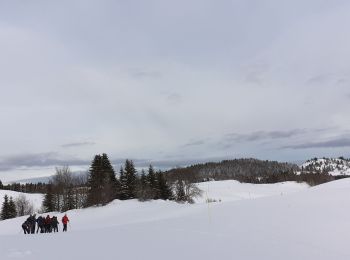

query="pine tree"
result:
[1,195,10,220]
[124,160,137,199]
[147,165,158,199]
[101,153,119,203]
[119,166,129,200]
[8,197,17,218]
[86,154,119,206]
[147,165,156,187]
[140,170,147,185]
[62,187,76,211]
[155,171,173,200]
[43,184,55,212]
[137,170,151,201]
[86,155,104,206]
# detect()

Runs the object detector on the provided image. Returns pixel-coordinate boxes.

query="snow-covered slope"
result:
[302,157,350,176]
[1,179,350,259]
[0,190,43,212]
[196,180,309,203]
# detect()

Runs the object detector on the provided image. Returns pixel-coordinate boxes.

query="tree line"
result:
[0,181,47,194]
[1,156,343,218]
[164,158,338,186]
[42,154,201,213]
[165,158,299,183]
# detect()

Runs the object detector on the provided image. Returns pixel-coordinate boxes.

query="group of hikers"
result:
[22,213,70,234]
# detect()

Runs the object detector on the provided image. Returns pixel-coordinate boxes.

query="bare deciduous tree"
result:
[15,194,34,216]
[174,180,202,203]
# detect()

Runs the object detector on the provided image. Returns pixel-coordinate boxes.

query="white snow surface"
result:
[196,180,309,202]
[1,179,350,259]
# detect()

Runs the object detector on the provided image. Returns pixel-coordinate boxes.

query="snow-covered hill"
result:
[2,179,350,259]
[0,190,43,213]
[302,157,350,176]
[195,180,308,203]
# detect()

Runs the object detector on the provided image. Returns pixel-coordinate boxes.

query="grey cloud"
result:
[183,140,206,147]
[0,152,89,171]
[129,69,163,79]
[218,129,307,150]
[336,78,347,85]
[306,74,331,85]
[61,142,96,148]
[283,137,350,149]
[1,1,350,166]
[0,153,155,172]
[110,158,147,166]
[306,75,349,87]
[226,129,306,143]
[244,70,265,86]
[167,93,182,104]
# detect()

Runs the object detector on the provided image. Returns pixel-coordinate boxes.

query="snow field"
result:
[196,180,309,203]
[1,179,349,259]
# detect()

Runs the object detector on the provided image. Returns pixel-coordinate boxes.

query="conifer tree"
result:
[62,187,76,211]
[8,197,17,218]
[155,171,173,200]
[137,170,151,201]
[101,153,119,203]
[140,170,147,187]
[147,165,158,199]
[43,184,55,212]
[119,166,129,200]
[86,153,119,206]
[1,195,10,220]
[147,165,156,187]
[86,154,104,206]
[124,160,137,199]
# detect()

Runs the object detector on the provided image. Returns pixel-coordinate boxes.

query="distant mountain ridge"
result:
[4,157,350,186]
[165,158,299,183]
[164,157,350,185]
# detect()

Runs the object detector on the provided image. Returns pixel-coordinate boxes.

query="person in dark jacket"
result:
[22,221,30,234]
[51,216,59,232]
[36,216,45,233]
[32,214,37,234]
[26,214,36,234]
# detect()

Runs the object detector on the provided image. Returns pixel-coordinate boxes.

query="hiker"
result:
[22,221,30,234]
[36,216,45,233]
[62,214,69,232]
[45,215,52,233]
[31,214,37,234]
[26,214,36,234]
[51,216,59,232]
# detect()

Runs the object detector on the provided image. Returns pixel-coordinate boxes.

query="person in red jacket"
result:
[62,214,69,232]
[45,215,52,233]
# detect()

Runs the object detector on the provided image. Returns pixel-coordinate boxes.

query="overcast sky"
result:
[1,0,350,181]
